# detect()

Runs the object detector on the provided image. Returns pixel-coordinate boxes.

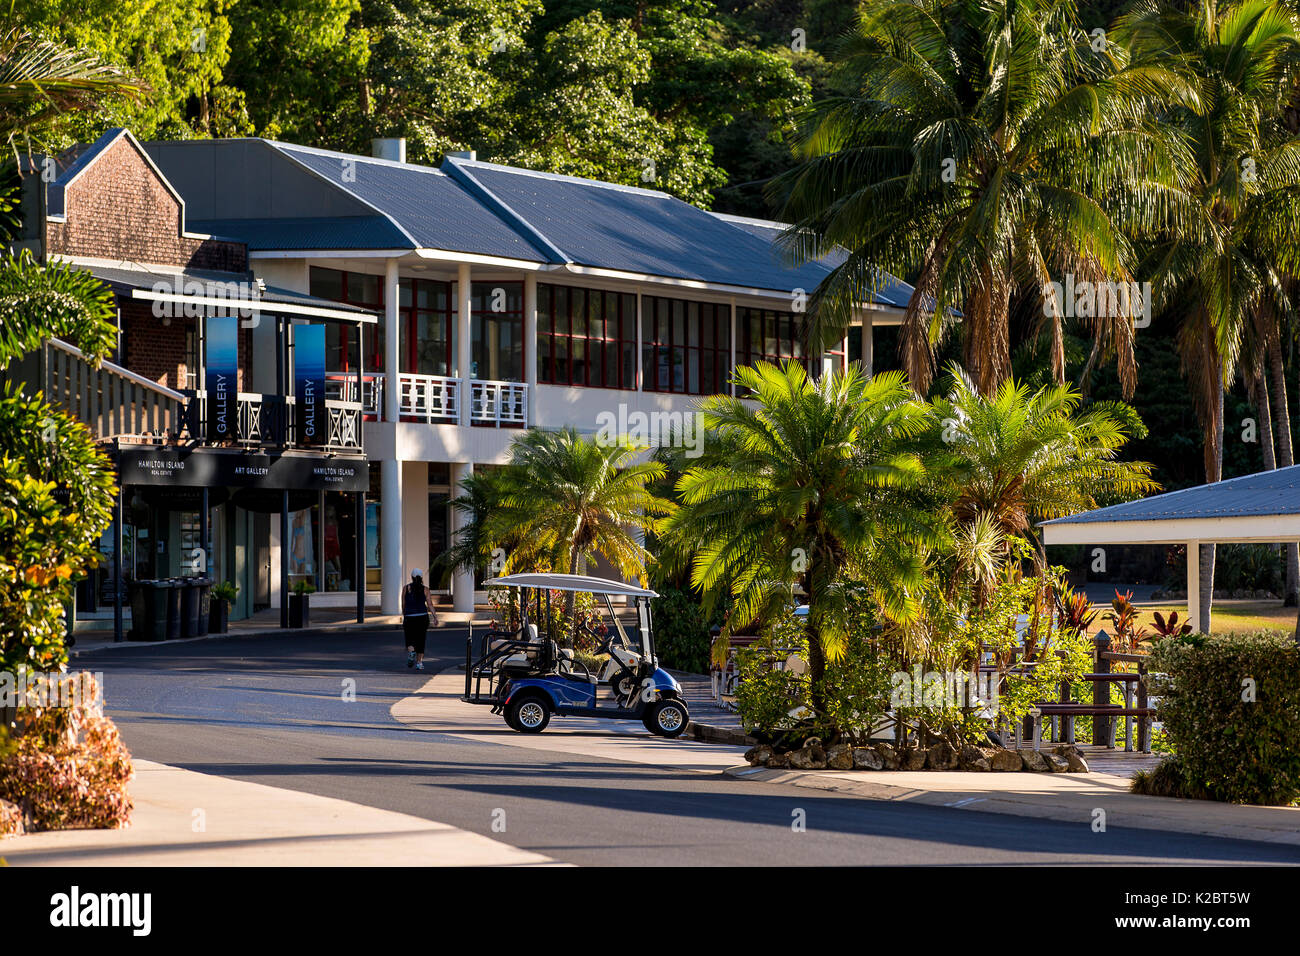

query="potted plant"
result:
[210,580,238,634]
[289,579,315,628]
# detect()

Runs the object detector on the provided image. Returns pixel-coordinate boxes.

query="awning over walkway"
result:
[1040,464,1300,631]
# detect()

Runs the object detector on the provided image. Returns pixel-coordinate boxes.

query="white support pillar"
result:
[458,263,473,426]
[383,258,400,423]
[451,461,475,613]
[524,273,538,426]
[861,309,874,378]
[729,297,737,396]
[381,459,403,615]
[1187,541,1201,634]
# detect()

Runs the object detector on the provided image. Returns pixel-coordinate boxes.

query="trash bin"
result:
[138,579,171,641]
[164,579,183,640]
[195,578,211,637]
[180,577,201,638]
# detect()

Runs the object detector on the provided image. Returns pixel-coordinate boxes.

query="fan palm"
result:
[1117,0,1300,630]
[772,0,1197,397]
[658,361,937,713]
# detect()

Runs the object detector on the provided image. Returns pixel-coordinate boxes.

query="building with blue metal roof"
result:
[84,133,922,616]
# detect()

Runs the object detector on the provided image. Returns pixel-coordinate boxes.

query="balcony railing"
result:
[470,379,528,426]
[182,391,363,452]
[40,338,188,443]
[398,373,459,422]
[327,374,382,417]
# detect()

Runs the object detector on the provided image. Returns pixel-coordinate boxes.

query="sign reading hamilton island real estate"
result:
[206,314,239,441]
[115,448,368,492]
[294,323,327,447]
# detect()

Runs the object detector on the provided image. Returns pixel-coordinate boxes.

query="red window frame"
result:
[641,294,730,395]
[537,284,637,390]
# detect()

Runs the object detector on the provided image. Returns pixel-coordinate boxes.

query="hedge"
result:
[1143,632,1300,805]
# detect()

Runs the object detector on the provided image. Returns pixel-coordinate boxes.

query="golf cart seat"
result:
[499,624,544,674]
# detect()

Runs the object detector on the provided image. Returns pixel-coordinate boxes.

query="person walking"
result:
[402,569,438,670]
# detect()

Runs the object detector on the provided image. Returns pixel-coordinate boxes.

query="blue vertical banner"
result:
[295,323,327,447]
[206,315,238,441]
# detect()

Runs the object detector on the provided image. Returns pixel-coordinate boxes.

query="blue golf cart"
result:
[462,573,690,737]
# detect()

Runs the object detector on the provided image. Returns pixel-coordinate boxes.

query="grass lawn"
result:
[1087,600,1296,639]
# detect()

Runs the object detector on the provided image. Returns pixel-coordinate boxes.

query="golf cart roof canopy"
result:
[484,573,658,598]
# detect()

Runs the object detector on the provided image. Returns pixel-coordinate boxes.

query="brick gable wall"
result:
[45,134,247,272]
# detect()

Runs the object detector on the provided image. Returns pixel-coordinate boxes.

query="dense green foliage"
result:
[1144,632,1300,804]
[650,585,723,674]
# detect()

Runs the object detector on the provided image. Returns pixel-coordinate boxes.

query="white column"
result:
[524,273,538,426]
[861,309,874,378]
[729,297,737,396]
[383,258,400,423]
[1187,541,1201,634]
[458,263,473,426]
[451,460,475,613]
[381,459,403,614]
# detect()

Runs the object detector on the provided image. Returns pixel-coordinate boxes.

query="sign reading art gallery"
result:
[116,447,368,492]
[294,323,326,447]
[206,314,239,440]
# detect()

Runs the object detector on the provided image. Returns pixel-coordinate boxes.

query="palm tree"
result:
[658,361,937,714]
[1117,0,1300,631]
[446,427,671,641]
[771,0,1195,397]
[928,364,1160,552]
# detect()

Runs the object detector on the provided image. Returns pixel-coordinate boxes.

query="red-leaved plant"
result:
[1149,610,1193,639]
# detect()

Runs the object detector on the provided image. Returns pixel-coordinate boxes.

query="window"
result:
[641,295,730,395]
[538,285,636,389]
[468,281,523,381]
[738,307,806,369]
[310,267,381,373]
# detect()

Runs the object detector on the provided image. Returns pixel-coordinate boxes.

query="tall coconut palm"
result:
[771,0,1197,397]
[658,361,938,714]
[1118,0,1300,631]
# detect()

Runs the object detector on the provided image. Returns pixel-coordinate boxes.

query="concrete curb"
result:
[69,619,416,654]
[720,764,1300,847]
[687,721,754,746]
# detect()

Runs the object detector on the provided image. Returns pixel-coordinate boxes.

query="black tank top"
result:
[403,582,427,616]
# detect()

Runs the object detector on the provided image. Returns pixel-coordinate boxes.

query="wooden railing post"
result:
[1137,658,1151,752]
[1093,630,1111,746]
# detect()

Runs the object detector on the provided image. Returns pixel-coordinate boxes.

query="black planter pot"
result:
[209,601,229,634]
[288,593,310,628]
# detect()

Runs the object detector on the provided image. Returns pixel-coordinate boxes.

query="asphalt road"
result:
[73,627,1300,866]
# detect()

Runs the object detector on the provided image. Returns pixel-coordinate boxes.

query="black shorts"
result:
[403,614,429,653]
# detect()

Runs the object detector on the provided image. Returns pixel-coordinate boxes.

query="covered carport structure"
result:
[1040,464,1300,637]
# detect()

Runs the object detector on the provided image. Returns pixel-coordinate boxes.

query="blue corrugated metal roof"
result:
[1041,465,1300,525]
[189,215,409,251]
[712,212,916,308]
[268,143,551,262]
[448,159,837,291]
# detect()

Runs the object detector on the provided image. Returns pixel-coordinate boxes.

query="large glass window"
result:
[468,281,523,381]
[311,267,454,378]
[537,284,636,389]
[738,307,806,368]
[641,294,730,395]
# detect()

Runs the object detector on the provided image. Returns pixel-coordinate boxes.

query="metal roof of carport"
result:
[1040,464,1300,545]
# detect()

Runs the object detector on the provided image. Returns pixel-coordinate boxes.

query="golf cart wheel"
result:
[645,698,689,738]
[507,694,551,733]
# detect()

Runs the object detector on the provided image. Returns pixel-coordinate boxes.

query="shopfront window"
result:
[310,267,382,373]
[737,307,806,369]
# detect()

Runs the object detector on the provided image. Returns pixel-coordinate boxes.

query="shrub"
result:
[0,673,133,830]
[1144,632,1300,805]
[651,586,721,674]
